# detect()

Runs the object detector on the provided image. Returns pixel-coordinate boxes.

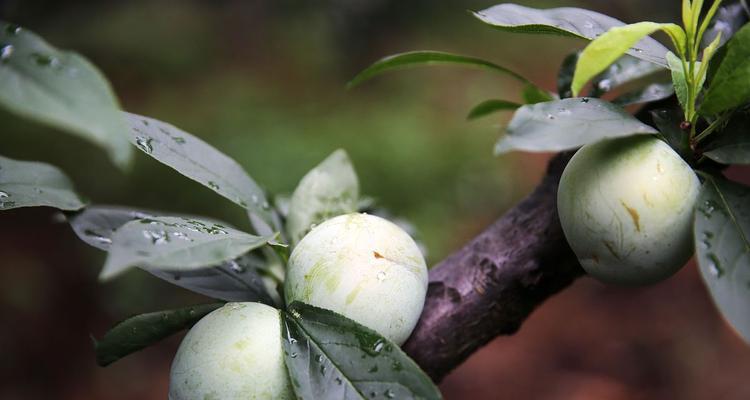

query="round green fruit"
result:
[169,302,293,400]
[557,135,700,285]
[284,213,428,345]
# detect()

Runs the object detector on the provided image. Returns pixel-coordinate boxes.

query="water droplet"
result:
[580,97,590,103]
[699,200,719,218]
[0,190,9,199]
[391,361,402,371]
[583,21,595,29]
[251,194,259,204]
[208,181,220,190]
[227,260,245,273]
[262,200,270,209]
[30,52,60,68]
[546,113,555,120]
[335,377,343,385]
[633,48,644,53]
[310,223,317,230]
[143,229,170,244]
[707,253,723,277]
[172,136,186,144]
[290,352,298,358]
[384,389,396,398]
[1,44,14,62]
[5,24,21,35]
[0,201,16,208]
[319,365,326,375]
[135,136,153,153]
[598,79,612,91]
[288,338,298,344]
[372,339,384,354]
[315,354,324,363]
[172,231,192,242]
[377,271,387,282]
[84,229,112,245]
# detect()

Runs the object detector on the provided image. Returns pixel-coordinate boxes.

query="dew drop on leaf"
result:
[135,136,154,153]
[0,190,9,199]
[707,253,723,278]
[5,24,21,35]
[0,44,13,62]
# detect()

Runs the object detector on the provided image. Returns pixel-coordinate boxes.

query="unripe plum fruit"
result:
[284,213,428,345]
[169,302,293,400]
[557,135,700,285]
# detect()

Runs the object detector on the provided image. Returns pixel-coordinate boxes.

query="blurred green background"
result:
[1,1,749,399]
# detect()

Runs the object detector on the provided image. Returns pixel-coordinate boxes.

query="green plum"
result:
[169,302,293,400]
[284,213,428,345]
[557,135,700,285]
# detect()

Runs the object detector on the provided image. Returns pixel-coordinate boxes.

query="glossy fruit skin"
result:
[169,302,293,400]
[284,213,428,345]
[557,135,700,285]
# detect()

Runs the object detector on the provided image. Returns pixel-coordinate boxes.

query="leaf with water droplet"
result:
[286,149,360,245]
[99,216,274,281]
[0,154,85,211]
[0,21,132,169]
[471,4,670,67]
[495,98,657,154]
[694,174,750,343]
[94,302,222,367]
[121,112,279,234]
[282,302,442,400]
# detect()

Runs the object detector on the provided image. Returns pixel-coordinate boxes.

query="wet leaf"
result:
[282,302,441,400]
[495,98,657,154]
[100,216,273,281]
[0,154,85,211]
[0,21,131,169]
[94,303,223,366]
[472,4,670,66]
[125,112,279,233]
[286,149,359,245]
[694,175,750,343]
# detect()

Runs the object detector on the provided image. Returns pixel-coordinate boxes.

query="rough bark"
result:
[402,152,584,381]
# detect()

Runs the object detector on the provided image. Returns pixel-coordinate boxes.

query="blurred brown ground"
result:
[1,1,749,399]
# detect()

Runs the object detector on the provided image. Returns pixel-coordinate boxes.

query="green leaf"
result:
[282,302,442,400]
[100,216,273,281]
[348,50,534,88]
[286,149,359,245]
[700,24,750,116]
[0,21,132,169]
[572,22,684,97]
[694,175,750,343]
[125,112,278,232]
[0,154,85,211]
[612,81,675,106]
[495,98,658,154]
[472,4,671,66]
[94,303,223,367]
[703,112,750,164]
[666,51,705,113]
[466,99,521,120]
[592,54,669,94]
[68,206,276,303]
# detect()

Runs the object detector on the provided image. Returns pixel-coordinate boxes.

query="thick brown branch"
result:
[403,152,584,381]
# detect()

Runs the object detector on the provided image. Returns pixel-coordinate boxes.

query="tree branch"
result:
[403,152,584,381]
